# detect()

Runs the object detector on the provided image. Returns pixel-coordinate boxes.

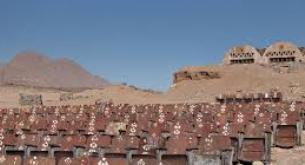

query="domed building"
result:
[223,45,262,65]
[262,41,304,63]
[224,41,305,65]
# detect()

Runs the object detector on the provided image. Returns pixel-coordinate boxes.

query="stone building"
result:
[223,45,262,64]
[224,41,305,65]
[263,41,304,63]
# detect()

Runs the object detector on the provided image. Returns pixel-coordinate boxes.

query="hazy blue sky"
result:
[1,0,305,91]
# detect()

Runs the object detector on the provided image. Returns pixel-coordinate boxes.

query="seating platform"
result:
[0,101,303,164]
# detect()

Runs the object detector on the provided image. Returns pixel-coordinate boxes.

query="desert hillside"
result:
[0,52,109,89]
[169,63,305,103]
[3,62,305,107]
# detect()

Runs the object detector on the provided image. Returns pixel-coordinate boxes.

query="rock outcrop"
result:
[173,66,220,83]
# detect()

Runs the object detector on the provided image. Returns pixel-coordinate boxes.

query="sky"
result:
[0,0,305,91]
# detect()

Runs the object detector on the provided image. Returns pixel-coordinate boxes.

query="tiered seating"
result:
[0,101,303,164]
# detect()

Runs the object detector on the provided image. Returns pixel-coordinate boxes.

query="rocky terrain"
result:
[169,63,305,103]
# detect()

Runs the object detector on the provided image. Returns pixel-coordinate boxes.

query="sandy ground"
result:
[271,131,305,165]
[0,85,167,108]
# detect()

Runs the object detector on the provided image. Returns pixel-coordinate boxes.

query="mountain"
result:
[0,51,109,89]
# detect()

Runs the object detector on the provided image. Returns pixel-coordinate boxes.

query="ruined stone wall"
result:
[19,93,43,106]
[174,70,220,83]
[59,93,74,101]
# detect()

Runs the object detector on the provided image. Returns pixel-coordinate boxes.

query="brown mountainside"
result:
[0,52,109,89]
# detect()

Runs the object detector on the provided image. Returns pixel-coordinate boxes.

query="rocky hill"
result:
[169,63,305,103]
[0,52,109,89]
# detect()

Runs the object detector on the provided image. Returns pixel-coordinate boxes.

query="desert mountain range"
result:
[0,52,109,89]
